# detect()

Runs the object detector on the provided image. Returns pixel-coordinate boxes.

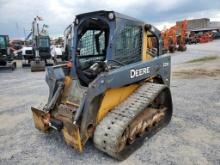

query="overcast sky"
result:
[0,0,220,38]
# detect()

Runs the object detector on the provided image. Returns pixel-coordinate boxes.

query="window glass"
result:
[79,30,105,56]
[0,36,6,49]
[39,38,49,48]
[114,25,142,63]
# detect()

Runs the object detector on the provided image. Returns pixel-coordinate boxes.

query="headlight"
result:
[108,12,115,20]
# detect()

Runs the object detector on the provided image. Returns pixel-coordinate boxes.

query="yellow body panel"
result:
[97,84,139,123]
[97,30,155,123]
[61,123,83,152]
[61,76,73,103]
[142,31,153,61]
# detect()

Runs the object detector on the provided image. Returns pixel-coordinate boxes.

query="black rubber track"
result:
[93,83,172,160]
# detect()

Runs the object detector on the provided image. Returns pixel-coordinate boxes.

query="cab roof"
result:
[76,10,145,24]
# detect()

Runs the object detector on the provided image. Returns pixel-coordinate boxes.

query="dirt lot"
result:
[0,40,220,165]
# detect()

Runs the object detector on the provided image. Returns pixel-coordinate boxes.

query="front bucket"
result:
[31,106,50,132]
[31,60,45,72]
[61,122,83,152]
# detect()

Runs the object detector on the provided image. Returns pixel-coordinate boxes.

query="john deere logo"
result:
[130,67,150,79]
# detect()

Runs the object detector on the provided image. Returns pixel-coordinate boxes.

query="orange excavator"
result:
[161,25,176,53]
[197,31,214,43]
[176,20,187,51]
[162,20,187,53]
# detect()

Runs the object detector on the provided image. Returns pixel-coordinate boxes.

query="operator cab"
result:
[38,36,51,59]
[75,14,110,86]
[72,11,162,87]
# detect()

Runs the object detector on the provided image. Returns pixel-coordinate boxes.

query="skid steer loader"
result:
[31,11,172,160]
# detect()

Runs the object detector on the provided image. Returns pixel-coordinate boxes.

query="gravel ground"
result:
[0,40,220,165]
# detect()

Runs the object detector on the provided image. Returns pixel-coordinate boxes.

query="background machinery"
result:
[187,31,214,44]
[49,24,74,64]
[50,37,64,62]
[9,39,24,59]
[31,11,173,160]
[0,35,16,70]
[162,26,177,53]
[162,20,187,53]
[22,17,52,72]
[176,20,187,51]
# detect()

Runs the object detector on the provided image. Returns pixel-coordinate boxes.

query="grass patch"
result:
[187,56,218,63]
